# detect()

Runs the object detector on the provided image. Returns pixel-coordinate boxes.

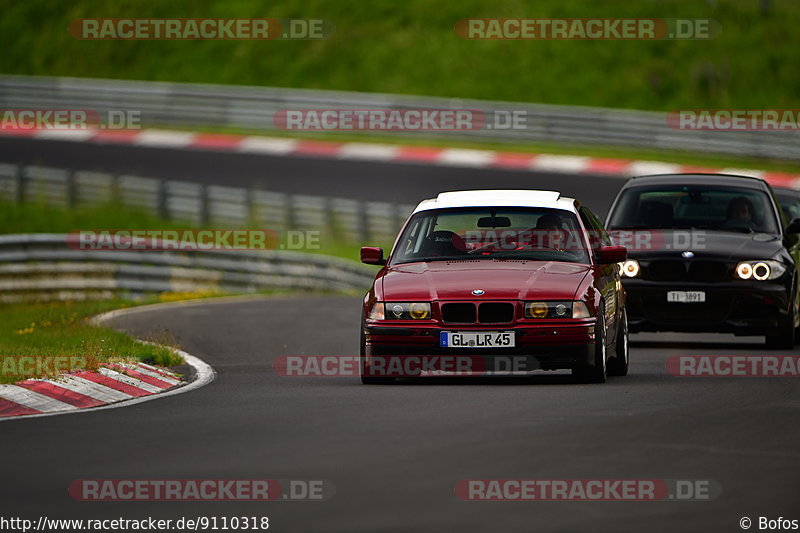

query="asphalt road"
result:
[0,136,621,214]
[1,138,798,532]
[2,295,799,532]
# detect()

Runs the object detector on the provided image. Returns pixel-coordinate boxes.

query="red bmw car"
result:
[359,190,629,384]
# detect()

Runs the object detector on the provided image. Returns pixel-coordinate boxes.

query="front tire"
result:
[608,309,629,377]
[573,311,607,383]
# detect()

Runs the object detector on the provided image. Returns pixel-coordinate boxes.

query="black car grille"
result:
[648,260,685,281]
[688,261,728,282]
[478,303,515,323]
[441,302,515,324]
[645,260,728,282]
[441,303,476,323]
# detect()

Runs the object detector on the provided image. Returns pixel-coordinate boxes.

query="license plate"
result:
[667,291,706,303]
[440,331,515,348]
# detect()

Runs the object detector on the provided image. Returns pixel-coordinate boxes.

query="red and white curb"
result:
[0,306,215,421]
[0,362,183,418]
[2,127,799,189]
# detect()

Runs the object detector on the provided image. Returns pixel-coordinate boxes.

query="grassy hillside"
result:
[0,0,797,110]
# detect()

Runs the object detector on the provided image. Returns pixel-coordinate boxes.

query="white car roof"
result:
[412,190,577,214]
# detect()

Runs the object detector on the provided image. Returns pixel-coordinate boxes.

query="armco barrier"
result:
[1,75,798,160]
[0,163,415,245]
[0,234,377,302]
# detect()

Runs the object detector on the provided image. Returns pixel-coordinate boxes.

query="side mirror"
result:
[597,245,627,264]
[786,218,800,234]
[360,247,386,265]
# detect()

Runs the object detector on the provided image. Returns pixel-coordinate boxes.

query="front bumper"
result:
[364,321,597,372]
[623,279,791,334]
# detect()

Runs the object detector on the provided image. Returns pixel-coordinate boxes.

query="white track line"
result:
[237,136,299,154]
[531,154,590,173]
[438,148,496,167]
[338,143,398,160]
[627,160,682,176]
[134,129,196,148]
[34,129,97,141]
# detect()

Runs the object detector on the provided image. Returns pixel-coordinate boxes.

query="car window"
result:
[391,207,591,265]
[776,193,800,220]
[578,206,612,251]
[607,185,780,234]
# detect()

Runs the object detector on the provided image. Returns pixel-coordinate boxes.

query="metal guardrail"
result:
[1,75,798,160]
[0,163,414,245]
[0,234,376,302]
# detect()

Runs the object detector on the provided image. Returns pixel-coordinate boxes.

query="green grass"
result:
[0,0,797,111]
[0,299,183,384]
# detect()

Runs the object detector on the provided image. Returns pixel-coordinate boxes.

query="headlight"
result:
[524,301,592,319]
[376,302,432,320]
[620,259,640,278]
[735,260,786,281]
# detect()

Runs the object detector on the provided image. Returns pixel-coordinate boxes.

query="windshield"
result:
[607,185,780,234]
[390,207,591,265]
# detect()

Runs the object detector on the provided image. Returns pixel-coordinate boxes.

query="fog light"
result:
[409,302,431,319]
[526,302,548,318]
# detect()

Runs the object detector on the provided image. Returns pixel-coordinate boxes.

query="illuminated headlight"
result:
[735,260,786,281]
[524,301,592,319]
[620,259,640,278]
[374,302,432,320]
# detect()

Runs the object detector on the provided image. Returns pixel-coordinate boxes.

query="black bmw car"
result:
[605,174,800,348]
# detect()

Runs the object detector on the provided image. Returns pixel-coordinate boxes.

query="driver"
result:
[532,214,565,250]
[726,196,755,223]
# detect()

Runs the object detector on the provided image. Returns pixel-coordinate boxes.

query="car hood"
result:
[617,229,785,261]
[380,260,591,301]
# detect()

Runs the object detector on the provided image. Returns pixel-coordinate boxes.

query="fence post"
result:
[110,173,120,204]
[286,193,296,230]
[323,196,336,241]
[14,165,25,204]
[200,184,210,225]
[157,180,169,220]
[66,170,77,208]
[245,188,255,226]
